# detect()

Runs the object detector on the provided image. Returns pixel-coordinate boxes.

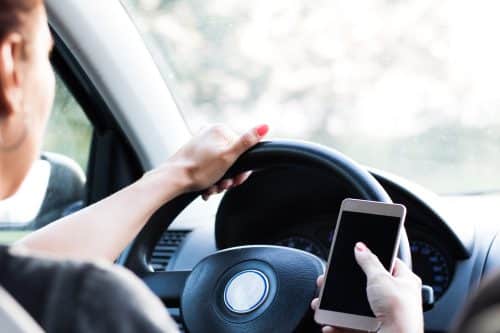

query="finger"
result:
[230,124,269,156]
[322,327,336,333]
[354,242,388,278]
[317,274,325,288]
[202,186,218,200]
[208,185,219,195]
[218,179,234,192]
[392,258,413,278]
[232,171,252,187]
[208,185,218,195]
[335,329,359,333]
[201,190,211,201]
[311,298,320,310]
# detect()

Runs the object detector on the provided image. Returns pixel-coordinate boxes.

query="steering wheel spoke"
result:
[142,270,191,307]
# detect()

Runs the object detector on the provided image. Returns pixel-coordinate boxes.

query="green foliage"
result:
[42,76,92,172]
[0,231,31,245]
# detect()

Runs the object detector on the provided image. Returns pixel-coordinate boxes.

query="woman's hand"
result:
[145,124,269,201]
[173,123,269,196]
[311,242,423,333]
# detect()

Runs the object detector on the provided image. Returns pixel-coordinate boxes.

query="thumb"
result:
[231,124,269,155]
[354,242,387,279]
[392,258,413,278]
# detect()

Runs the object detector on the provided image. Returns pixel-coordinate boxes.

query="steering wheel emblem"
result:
[223,270,270,314]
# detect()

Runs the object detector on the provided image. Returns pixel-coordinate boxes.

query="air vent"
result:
[150,230,190,271]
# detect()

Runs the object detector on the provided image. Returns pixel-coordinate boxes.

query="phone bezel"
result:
[314,198,406,331]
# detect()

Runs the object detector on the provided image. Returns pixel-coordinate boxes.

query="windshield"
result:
[121,0,500,195]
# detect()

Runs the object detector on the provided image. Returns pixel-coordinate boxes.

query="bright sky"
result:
[124,0,500,193]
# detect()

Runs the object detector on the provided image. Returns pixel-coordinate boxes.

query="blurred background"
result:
[44,76,92,172]
[46,0,500,195]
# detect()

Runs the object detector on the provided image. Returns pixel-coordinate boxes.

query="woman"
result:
[0,0,423,332]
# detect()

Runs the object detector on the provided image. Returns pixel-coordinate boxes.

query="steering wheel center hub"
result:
[181,246,324,333]
[224,269,270,314]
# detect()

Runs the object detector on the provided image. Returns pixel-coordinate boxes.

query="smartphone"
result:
[314,198,406,331]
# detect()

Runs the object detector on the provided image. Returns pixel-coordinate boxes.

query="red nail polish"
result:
[355,242,366,252]
[256,124,269,137]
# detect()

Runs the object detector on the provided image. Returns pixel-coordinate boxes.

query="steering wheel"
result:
[124,140,412,333]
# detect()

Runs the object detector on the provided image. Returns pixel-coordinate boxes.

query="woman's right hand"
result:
[311,242,424,333]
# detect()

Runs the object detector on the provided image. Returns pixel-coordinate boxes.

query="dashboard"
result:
[156,166,500,333]
[273,222,454,301]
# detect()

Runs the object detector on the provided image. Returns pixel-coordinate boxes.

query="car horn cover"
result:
[181,245,324,333]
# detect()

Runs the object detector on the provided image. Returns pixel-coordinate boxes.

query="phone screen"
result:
[319,211,401,317]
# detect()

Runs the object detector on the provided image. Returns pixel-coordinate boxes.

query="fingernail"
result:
[256,124,269,137]
[355,242,366,252]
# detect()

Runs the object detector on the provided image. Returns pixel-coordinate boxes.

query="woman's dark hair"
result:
[0,0,42,41]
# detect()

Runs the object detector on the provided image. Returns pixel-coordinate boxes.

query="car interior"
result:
[1,1,500,332]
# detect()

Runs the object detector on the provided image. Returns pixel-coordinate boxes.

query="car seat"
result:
[0,286,43,333]
[33,152,86,228]
[0,152,85,229]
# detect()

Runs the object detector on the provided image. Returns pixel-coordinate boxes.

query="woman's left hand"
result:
[145,123,269,201]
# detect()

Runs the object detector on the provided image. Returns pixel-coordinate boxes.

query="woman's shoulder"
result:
[0,245,179,333]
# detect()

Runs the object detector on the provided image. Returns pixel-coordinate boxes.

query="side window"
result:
[0,75,93,244]
[44,76,93,172]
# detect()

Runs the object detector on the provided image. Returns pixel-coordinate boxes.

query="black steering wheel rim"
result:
[124,139,411,274]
